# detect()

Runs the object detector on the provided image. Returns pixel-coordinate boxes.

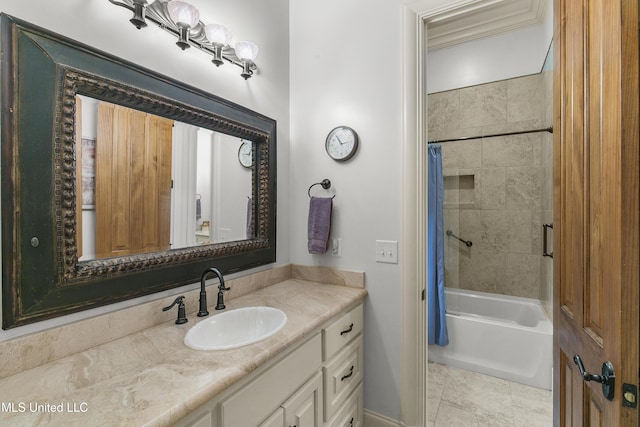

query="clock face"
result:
[325,126,358,161]
[238,140,252,168]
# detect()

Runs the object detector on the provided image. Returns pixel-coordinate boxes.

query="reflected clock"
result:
[238,140,252,168]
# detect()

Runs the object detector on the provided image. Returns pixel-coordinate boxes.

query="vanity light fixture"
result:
[108,0,259,79]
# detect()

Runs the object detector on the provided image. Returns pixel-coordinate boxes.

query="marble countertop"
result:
[0,279,367,426]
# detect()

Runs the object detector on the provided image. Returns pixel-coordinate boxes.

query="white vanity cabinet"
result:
[174,303,363,427]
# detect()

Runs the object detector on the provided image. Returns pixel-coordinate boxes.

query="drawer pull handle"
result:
[340,323,354,336]
[350,417,354,426]
[341,365,355,381]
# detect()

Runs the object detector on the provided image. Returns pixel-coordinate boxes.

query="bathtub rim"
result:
[444,287,553,333]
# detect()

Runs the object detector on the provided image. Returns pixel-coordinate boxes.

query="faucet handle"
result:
[162,296,188,324]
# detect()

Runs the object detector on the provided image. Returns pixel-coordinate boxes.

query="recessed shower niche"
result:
[443,173,476,209]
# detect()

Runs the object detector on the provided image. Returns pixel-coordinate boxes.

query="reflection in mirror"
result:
[76,95,253,261]
[189,130,253,246]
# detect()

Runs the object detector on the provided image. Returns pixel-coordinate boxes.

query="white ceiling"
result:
[426,0,550,51]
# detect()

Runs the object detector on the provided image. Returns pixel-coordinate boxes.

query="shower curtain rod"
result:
[427,126,553,144]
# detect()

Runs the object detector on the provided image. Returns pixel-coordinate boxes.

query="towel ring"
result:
[308,179,336,199]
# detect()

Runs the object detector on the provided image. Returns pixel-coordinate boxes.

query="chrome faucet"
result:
[199,267,229,316]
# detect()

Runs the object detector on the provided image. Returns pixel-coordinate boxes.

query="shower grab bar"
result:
[543,223,553,258]
[446,230,472,247]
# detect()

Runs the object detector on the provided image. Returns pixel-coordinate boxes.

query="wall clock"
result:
[325,126,359,161]
[238,140,252,168]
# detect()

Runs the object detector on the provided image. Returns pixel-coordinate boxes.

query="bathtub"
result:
[428,288,553,390]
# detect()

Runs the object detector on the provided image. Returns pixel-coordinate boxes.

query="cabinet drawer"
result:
[323,335,362,421]
[323,304,363,361]
[220,334,321,427]
[327,384,363,427]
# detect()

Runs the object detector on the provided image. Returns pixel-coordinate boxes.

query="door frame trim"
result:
[400,2,492,425]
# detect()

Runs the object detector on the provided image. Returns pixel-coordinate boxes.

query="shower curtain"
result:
[427,144,448,346]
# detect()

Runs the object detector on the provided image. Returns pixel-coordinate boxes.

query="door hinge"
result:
[421,289,425,301]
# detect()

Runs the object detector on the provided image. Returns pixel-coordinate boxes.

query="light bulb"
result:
[167,0,200,28]
[235,41,259,62]
[205,24,232,46]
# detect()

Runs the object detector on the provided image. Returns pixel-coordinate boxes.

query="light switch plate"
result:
[376,240,398,264]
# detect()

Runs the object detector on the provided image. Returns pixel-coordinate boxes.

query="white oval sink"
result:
[184,306,287,351]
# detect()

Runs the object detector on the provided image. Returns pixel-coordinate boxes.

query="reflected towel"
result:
[246,196,253,238]
[308,196,332,254]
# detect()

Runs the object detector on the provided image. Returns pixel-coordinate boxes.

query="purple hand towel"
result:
[308,196,332,254]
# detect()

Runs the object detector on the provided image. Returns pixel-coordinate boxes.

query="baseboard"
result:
[363,409,402,427]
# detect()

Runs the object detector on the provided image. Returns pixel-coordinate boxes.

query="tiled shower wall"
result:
[428,73,553,305]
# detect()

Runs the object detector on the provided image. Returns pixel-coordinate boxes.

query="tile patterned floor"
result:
[428,362,553,427]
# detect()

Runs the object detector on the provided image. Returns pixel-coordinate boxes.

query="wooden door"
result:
[554,0,639,425]
[95,102,173,258]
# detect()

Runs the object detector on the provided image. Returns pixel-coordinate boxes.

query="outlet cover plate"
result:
[331,238,342,257]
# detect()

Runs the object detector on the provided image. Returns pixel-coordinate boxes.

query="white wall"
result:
[427,2,553,93]
[290,0,405,420]
[197,131,213,232]
[211,133,253,242]
[171,123,199,249]
[427,24,549,93]
[0,0,290,337]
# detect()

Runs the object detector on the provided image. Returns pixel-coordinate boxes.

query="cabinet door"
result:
[259,408,284,427]
[282,371,323,427]
[220,335,321,427]
[173,406,216,427]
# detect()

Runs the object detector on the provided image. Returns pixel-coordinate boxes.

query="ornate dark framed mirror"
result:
[0,14,277,329]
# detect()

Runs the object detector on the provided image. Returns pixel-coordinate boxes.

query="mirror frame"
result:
[0,15,277,329]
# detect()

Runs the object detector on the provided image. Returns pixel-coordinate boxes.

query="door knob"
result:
[573,354,615,401]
